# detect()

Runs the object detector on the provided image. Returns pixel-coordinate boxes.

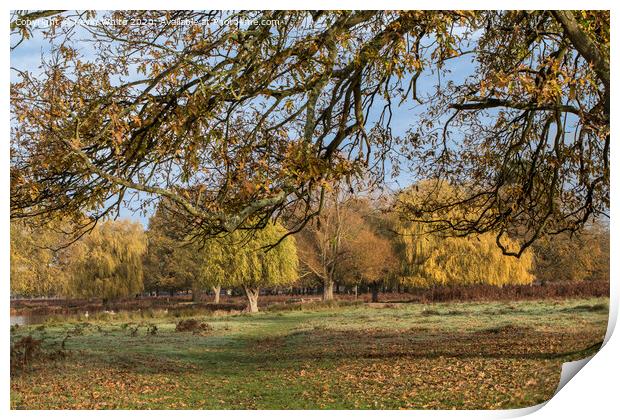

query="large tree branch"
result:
[62,128,290,233]
[552,11,609,113]
[450,98,581,114]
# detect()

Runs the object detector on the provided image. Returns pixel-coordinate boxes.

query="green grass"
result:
[10,298,609,409]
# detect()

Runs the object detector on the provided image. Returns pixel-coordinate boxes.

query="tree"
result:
[395,182,534,288]
[11,11,608,254]
[341,209,399,303]
[10,221,68,297]
[143,213,194,297]
[226,222,299,312]
[400,234,535,288]
[10,10,463,239]
[65,220,147,305]
[295,188,360,300]
[296,193,398,302]
[145,201,238,302]
[194,237,234,304]
[401,11,609,255]
[532,222,609,284]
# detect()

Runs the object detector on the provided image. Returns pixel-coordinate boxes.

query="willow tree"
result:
[66,220,147,304]
[395,181,534,288]
[194,236,237,303]
[402,235,535,288]
[228,223,299,312]
[145,200,238,302]
[10,221,68,297]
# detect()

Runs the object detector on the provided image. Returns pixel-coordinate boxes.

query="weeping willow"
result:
[195,237,229,291]
[396,180,534,287]
[66,220,147,300]
[191,232,245,300]
[402,234,535,287]
[223,222,298,312]
[10,221,68,297]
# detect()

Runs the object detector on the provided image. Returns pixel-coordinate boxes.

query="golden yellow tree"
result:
[532,222,609,284]
[65,220,147,305]
[342,224,399,302]
[395,181,534,288]
[226,222,299,312]
[10,221,68,297]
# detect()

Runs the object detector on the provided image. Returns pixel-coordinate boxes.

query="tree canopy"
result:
[10,10,609,253]
[295,188,364,300]
[532,222,609,284]
[225,222,299,312]
[10,221,68,297]
[340,202,399,302]
[147,197,298,311]
[65,220,147,302]
[398,11,609,255]
[143,210,194,295]
[145,201,241,300]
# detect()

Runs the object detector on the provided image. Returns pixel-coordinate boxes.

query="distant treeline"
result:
[10,182,610,312]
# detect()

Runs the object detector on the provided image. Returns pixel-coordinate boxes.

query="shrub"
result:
[11,335,43,371]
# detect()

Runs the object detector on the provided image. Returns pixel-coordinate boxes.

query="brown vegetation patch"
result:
[10,335,68,375]
[394,281,610,303]
[174,319,212,334]
[10,363,191,409]
[250,335,288,353]
[478,324,534,336]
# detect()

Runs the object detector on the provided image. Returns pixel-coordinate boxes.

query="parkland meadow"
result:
[10,298,608,410]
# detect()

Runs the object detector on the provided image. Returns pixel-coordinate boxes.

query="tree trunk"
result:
[370,283,380,303]
[212,285,221,304]
[323,279,334,301]
[192,286,202,302]
[244,286,260,313]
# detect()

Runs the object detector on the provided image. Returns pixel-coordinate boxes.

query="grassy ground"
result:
[10,298,608,410]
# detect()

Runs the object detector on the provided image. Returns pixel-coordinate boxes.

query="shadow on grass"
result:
[245,324,605,365]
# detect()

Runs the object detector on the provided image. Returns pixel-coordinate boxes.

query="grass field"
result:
[10,298,609,410]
